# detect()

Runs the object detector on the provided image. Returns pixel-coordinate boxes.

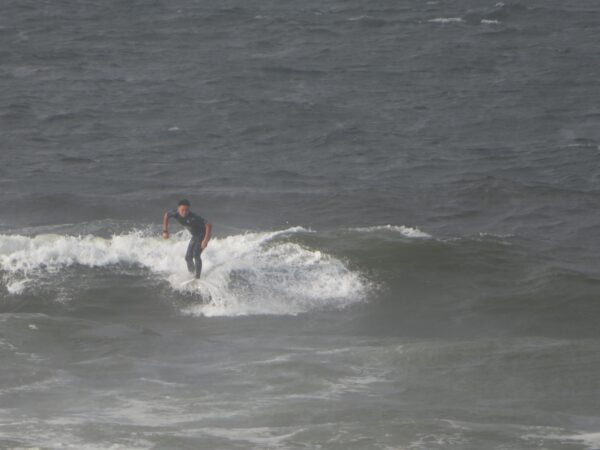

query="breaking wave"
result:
[0,227,369,317]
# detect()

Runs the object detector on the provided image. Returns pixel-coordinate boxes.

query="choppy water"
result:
[1,0,600,449]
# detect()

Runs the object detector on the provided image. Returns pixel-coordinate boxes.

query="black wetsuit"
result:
[167,209,207,278]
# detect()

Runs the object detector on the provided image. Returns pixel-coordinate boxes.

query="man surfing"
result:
[162,199,212,279]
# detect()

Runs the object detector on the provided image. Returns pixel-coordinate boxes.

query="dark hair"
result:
[177,199,191,207]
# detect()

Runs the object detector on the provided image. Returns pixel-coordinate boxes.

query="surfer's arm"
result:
[162,212,170,239]
[201,223,212,249]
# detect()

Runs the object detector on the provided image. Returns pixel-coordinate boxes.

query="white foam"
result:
[352,224,431,238]
[0,228,368,317]
[428,17,463,23]
[191,426,303,447]
[348,15,370,21]
[524,431,600,450]
[481,19,500,24]
[569,432,600,448]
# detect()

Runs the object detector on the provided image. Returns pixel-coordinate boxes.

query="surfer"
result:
[162,199,212,279]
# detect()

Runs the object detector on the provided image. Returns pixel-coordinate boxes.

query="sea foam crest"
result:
[428,17,463,23]
[0,228,368,316]
[352,225,431,238]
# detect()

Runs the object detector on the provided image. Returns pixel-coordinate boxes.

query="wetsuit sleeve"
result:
[166,209,178,219]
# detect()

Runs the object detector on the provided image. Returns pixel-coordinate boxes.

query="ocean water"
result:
[1,0,600,448]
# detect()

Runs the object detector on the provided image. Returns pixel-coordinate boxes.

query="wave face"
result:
[3,223,599,338]
[0,228,368,317]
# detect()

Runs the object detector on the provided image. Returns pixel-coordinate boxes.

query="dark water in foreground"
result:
[1,0,600,448]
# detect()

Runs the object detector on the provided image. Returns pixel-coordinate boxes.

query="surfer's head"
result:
[177,199,191,217]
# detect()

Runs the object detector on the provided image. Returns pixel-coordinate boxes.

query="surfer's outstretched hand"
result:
[162,231,169,239]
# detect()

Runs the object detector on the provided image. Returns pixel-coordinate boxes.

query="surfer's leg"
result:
[185,238,196,274]
[193,242,202,279]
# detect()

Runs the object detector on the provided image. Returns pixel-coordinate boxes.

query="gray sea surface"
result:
[1,0,600,448]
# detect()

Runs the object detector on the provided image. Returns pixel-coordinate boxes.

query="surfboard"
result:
[181,278,199,287]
